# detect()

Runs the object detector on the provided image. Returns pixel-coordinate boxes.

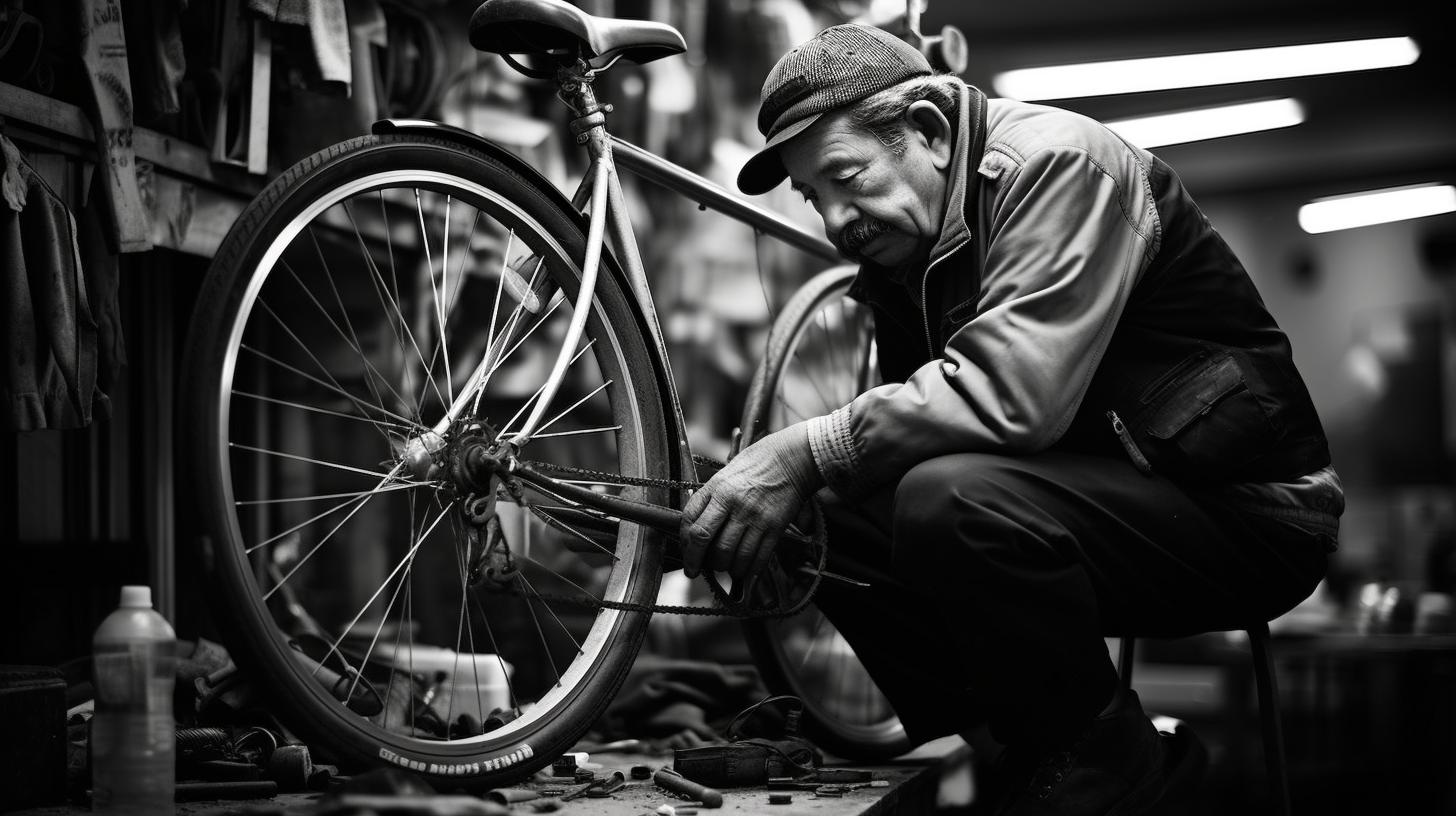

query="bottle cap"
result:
[120,585,153,608]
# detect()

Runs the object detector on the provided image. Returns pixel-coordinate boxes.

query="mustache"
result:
[836,218,892,259]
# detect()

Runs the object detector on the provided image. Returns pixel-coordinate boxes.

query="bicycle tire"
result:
[180,134,676,789]
[737,265,913,762]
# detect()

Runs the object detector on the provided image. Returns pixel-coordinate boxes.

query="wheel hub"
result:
[448,423,511,496]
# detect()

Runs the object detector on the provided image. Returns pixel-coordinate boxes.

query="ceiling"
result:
[919,0,1456,199]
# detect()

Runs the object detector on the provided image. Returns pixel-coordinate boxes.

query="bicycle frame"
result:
[531,64,840,447]
[397,57,842,532]
[181,3,919,776]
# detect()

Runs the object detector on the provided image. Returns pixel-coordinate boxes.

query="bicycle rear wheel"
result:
[181,134,676,788]
[737,266,912,761]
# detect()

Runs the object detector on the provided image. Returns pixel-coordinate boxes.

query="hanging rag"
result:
[248,0,352,89]
[78,0,152,252]
[121,0,190,124]
[2,135,118,431]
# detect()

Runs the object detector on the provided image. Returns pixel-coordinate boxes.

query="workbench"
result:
[9,737,970,816]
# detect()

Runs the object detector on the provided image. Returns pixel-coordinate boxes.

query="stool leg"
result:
[1118,635,1136,691]
[1248,622,1291,816]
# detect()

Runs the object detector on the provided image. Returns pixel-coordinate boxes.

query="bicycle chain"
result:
[501,457,826,620]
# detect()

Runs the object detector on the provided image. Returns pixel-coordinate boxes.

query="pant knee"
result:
[892,454,1012,548]
[892,453,1075,568]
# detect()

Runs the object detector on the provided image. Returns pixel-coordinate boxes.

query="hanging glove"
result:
[679,422,824,580]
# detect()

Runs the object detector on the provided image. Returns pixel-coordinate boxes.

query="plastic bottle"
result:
[90,585,177,815]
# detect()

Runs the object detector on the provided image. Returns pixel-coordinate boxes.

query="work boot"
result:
[992,690,1166,816]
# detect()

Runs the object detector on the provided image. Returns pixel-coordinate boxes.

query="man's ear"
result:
[905,100,953,170]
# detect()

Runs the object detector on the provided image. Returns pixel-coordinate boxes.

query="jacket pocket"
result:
[938,296,979,344]
[1125,351,1277,481]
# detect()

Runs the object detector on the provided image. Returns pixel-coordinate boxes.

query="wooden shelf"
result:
[1,80,264,258]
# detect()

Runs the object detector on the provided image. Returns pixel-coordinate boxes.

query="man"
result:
[677,22,1342,816]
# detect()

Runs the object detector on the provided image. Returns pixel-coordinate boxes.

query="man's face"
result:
[781,108,950,267]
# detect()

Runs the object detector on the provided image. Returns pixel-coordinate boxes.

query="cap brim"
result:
[736,113,822,196]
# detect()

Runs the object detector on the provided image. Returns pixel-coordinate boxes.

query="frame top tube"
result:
[609,137,840,264]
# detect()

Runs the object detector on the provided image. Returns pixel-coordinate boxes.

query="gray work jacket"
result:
[806,83,1342,548]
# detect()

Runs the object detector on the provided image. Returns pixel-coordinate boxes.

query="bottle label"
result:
[94,640,176,714]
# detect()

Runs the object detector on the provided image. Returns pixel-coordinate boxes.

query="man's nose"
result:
[820,197,857,241]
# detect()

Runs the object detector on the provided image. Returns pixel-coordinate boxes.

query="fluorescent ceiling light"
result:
[1106,98,1304,148]
[995,36,1420,100]
[1299,184,1456,234]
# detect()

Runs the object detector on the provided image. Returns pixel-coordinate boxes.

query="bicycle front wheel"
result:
[737,265,912,761]
[181,134,676,788]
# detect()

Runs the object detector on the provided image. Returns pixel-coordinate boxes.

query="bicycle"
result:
[180,0,964,789]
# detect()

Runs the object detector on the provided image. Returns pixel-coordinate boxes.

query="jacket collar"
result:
[925,82,976,270]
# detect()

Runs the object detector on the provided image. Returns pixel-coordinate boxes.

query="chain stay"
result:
[504,458,827,619]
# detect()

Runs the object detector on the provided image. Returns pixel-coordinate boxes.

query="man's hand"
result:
[679,422,824,580]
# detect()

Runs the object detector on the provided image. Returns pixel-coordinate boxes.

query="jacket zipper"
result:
[920,270,936,359]
[1106,411,1153,475]
[919,234,972,360]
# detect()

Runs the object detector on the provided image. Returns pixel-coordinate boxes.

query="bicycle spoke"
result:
[245,494,371,556]
[241,317,418,434]
[528,426,621,440]
[446,540,476,726]
[424,249,555,437]
[493,341,595,439]
[794,312,840,412]
[236,483,418,506]
[472,230,516,418]
[510,381,611,442]
[346,194,448,415]
[261,463,411,596]
[467,590,518,714]
[296,230,412,420]
[309,501,452,675]
[338,550,415,706]
[238,344,418,431]
[818,302,846,390]
[513,573,573,687]
[529,503,616,555]
[482,269,561,384]
[233,390,415,442]
[241,486,425,550]
[231,442,417,484]
[412,188,453,404]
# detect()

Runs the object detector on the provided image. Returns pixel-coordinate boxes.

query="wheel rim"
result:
[755,281,907,749]
[207,164,662,758]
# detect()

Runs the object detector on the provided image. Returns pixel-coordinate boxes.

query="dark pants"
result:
[811,451,1327,748]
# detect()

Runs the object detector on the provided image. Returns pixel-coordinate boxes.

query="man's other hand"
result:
[678,422,824,580]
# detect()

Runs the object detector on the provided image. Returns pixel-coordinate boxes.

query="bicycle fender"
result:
[372,118,583,228]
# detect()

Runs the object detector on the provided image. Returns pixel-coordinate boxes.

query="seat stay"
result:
[470,0,686,67]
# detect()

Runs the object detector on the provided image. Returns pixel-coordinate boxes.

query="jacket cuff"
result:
[807,407,875,501]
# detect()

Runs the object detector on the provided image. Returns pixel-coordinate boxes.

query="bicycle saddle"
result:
[470,0,686,67]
